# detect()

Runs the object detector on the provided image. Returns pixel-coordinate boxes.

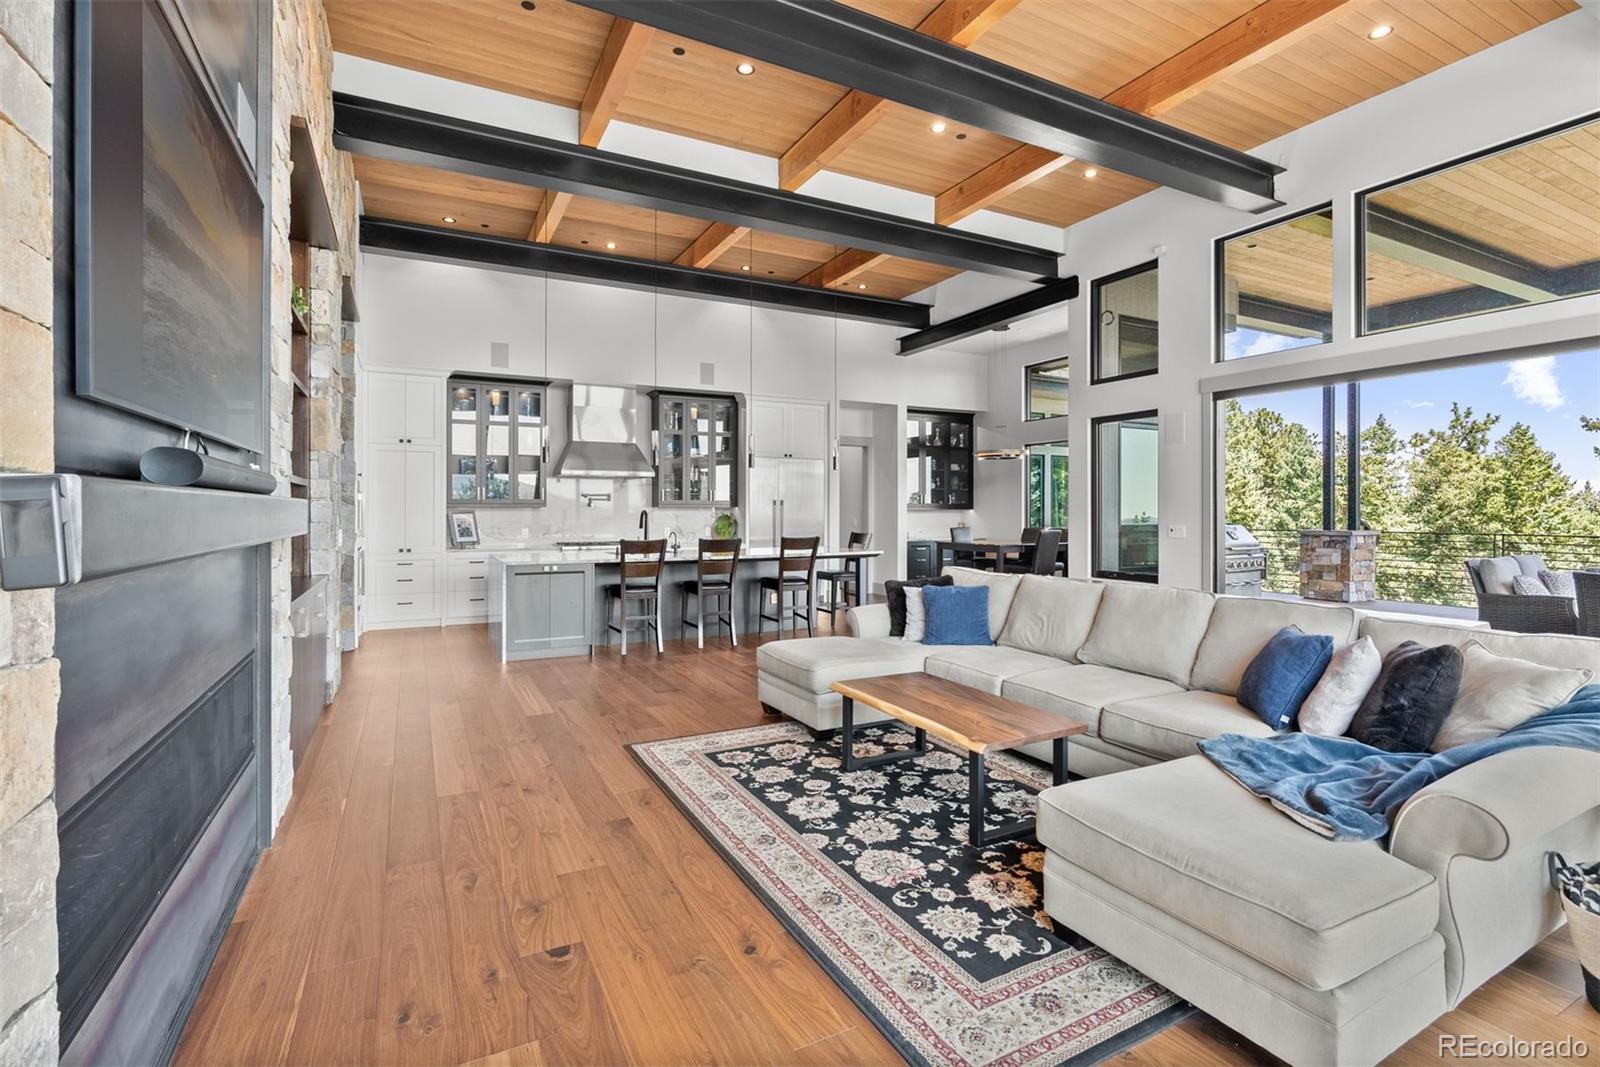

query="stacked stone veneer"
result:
[268,0,358,829]
[1300,530,1379,603]
[0,2,60,1061]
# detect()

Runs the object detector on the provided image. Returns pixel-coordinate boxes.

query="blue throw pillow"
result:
[922,584,991,645]
[1238,625,1334,731]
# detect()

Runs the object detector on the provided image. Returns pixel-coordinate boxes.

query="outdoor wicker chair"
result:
[1575,569,1600,639]
[1464,556,1580,634]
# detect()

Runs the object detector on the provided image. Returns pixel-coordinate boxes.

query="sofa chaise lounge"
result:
[755,568,1600,1066]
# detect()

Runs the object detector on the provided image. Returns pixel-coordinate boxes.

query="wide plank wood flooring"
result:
[176,622,1596,1066]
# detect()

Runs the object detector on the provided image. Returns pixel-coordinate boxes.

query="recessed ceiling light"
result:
[1082,167,1098,179]
[672,46,686,56]
[955,132,967,140]
[519,1,535,10]
[442,215,455,223]
[1367,23,1392,39]
[480,222,489,228]
[741,264,750,271]
[857,283,867,289]
[605,240,617,250]
[930,120,947,134]
[735,61,755,76]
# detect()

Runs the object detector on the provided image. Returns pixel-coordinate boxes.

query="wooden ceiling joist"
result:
[797,247,885,289]
[529,16,651,242]
[672,221,748,268]
[933,0,1349,225]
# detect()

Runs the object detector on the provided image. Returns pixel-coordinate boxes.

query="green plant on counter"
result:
[712,512,737,538]
[291,285,310,319]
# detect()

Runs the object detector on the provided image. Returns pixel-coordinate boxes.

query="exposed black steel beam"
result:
[896,276,1078,356]
[334,94,1059,280]
[360,217,933,329]
[1236,294,1332,339]
[572,0,1283,213]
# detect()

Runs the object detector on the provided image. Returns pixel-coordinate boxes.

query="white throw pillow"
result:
[1431,640,1593,751]
[1297,636,1381,736]
[902,586,927,643]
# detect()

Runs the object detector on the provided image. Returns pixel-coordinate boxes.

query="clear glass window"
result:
[1219,207,1333,360]
[1093,413,1159,580]
[1026,357,1069,420]
[1092,264,1159,382]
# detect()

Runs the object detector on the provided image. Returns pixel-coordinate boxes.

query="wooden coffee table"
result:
[829,672,1087,846]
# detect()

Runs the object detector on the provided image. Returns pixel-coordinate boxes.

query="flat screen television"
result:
[76,0,267,453]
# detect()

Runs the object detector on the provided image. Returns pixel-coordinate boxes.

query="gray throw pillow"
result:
[1540,569,1577,598]
[1477,557,1520,595]
[1347,641,1463,753]
[1512,574,1552,596]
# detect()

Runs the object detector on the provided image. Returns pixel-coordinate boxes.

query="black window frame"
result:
[1023,355,1070,422]
[1090,260,1161,385]
[1355,111,1600,338]
[1214,202,1335,364]
[1091,409,1160,583]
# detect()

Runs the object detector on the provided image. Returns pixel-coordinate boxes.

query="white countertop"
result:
[487,546,882,566]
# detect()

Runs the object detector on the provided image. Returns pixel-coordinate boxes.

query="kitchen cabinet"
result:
[448,378,547,506]
[906,410,974,509]
[748,456,826,548]
[368,371,442,446]
[906,540,937,580]
[367,443,441,554]
[653,392,737,507]
[445,554,492,620]
[497,563,593,659]
[751,397,828,460]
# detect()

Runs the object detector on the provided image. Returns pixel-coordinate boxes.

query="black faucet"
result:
[639,509,649,541]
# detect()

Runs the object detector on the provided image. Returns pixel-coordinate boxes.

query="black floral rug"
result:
[632,722,1191,1067]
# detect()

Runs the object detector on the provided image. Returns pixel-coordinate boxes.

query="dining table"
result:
[934,538,1067,575]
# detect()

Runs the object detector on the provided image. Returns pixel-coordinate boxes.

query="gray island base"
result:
[485,547,881,662]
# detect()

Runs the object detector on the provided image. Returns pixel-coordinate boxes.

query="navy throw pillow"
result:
[1348,641,1463,752]
[1238,625,1334,730]
[922,584,990,645]
[884,575,952,637]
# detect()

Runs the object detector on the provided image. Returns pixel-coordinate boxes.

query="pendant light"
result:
[831,276,839,472]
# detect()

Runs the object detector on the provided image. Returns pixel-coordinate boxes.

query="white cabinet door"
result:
[750,399,788,457]
[779,458,827,539]
[367,373,408,443]
[786,403,828,460]
[367,444,410,553]
[404,447,442,553]
[404,377,441,445]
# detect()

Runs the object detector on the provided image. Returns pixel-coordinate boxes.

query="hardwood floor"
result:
[175,622,1596,1066]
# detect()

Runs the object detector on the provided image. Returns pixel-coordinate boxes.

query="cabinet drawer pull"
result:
[469,575,484,580]
[469,597,485,603]
[396,562,413,567]
[397,578,413,583]
[397,601,413,606]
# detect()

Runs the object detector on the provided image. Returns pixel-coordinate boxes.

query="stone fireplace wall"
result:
[0,2,60,1061]
[268,0,358,827]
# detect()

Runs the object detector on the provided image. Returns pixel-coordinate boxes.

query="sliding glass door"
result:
[1093,413,1159,581]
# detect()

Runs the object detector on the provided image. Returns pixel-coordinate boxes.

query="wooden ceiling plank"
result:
[778,0,1022,192]
[798,248,888,289]
[932,0,1353,225]
[673,222,752,268]
[578,18,653,148]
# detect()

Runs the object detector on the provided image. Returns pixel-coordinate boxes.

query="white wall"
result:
[972,9,1600,590]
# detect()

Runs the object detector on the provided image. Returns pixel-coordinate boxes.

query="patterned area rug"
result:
[633,722,1190,1067]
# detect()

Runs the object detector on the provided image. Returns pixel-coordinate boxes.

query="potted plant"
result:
[712,512,737,538]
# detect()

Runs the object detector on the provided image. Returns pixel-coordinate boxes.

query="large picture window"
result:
[1026,357,1069,420]
[1093,412,1159,581]
[1218,206,1333,360]
[1092,262,1159,383]
[1359,116,1600,334]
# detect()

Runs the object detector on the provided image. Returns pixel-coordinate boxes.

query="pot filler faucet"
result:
[639,509,649,541]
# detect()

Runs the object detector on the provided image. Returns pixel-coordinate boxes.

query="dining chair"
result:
[757,536,820,638]
[604,539,667,654]
[818,532,872,623]
[679,538,741,649]
[1003,528,1062,575]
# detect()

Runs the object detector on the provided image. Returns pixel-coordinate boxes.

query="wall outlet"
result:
[1166,524,1187,539]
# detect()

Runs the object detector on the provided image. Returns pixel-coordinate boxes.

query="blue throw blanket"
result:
[1199,685,1600,842]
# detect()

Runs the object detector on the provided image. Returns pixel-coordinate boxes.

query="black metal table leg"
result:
[841,696,856,770]
[968,751,986,845]
[1052,736,1068,786]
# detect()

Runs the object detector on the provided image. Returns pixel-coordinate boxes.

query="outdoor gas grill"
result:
[1223,524,1267,596]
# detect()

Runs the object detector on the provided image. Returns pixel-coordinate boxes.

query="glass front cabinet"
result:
[906,409,974,509]
[653,392,737,507]
[447,378,547,506]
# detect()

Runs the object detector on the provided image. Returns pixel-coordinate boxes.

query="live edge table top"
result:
[829,672,1087,755]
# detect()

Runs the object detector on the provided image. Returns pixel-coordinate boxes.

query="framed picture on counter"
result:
[449,510,480,547]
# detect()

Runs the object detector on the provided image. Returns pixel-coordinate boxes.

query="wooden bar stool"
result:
[680,538,741,649]
[757,536,820,639]
[604,539,666,655]
[817,531,871,622]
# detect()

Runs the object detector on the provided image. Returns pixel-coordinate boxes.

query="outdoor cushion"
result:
[1000,663,1184,737]
[1476,557,1520,595]
[1190,597,1358,696]
[1036,755,1440,991]
[1077,582,1217,686]
[1360,616,1600,674]
[946,566,1021,640]
[997,575,1105,662]
[923,645,1067,695]
[1100,689,1274,761]
[756,637,932,694]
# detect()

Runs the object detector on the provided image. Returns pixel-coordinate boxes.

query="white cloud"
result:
[1503,357,1566,411]
[1407,400,1435,409]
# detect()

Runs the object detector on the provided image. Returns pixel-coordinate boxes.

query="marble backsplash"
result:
[463,476,731,548]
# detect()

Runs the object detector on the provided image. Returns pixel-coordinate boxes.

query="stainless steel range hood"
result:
[551,383,656,479]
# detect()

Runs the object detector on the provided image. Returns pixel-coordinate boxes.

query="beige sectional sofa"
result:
[754,568,1600,1066]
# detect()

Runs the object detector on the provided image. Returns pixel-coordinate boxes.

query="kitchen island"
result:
[485,545,881,661]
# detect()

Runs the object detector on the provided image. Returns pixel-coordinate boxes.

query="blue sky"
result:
[1233,349,1600,487]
